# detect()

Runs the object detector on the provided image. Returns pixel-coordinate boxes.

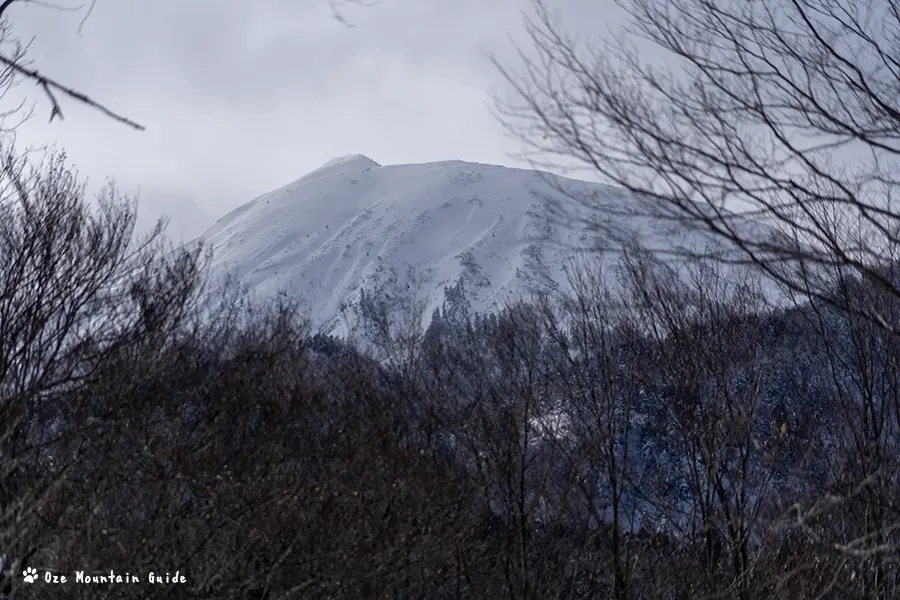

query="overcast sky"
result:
[2,0,610,242]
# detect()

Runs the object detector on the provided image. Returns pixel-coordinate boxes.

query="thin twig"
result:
[0,0,17,21]
[0,52,145,130]
[78,0,97,36]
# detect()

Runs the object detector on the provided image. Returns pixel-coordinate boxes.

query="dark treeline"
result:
[1,150,899,600]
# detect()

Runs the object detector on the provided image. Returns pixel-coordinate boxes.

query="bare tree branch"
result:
[496,0,900,334]
[0,53,144,129]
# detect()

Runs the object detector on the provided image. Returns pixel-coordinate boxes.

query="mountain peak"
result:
[199,159,784,337]
[297,154,381,183]
[317,154,380,171]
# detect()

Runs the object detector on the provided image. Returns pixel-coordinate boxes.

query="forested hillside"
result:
[1,152,895,599]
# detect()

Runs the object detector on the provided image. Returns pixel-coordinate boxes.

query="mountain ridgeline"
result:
[195,154,786,338]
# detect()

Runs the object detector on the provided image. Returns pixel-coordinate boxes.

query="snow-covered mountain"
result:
[195,154,781,335]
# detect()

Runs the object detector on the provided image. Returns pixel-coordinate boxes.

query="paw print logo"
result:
[22,567,38,583]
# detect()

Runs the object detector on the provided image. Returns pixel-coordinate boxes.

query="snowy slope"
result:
[195,154,783,336]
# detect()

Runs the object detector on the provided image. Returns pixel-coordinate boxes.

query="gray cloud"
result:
[3,0,603,241]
